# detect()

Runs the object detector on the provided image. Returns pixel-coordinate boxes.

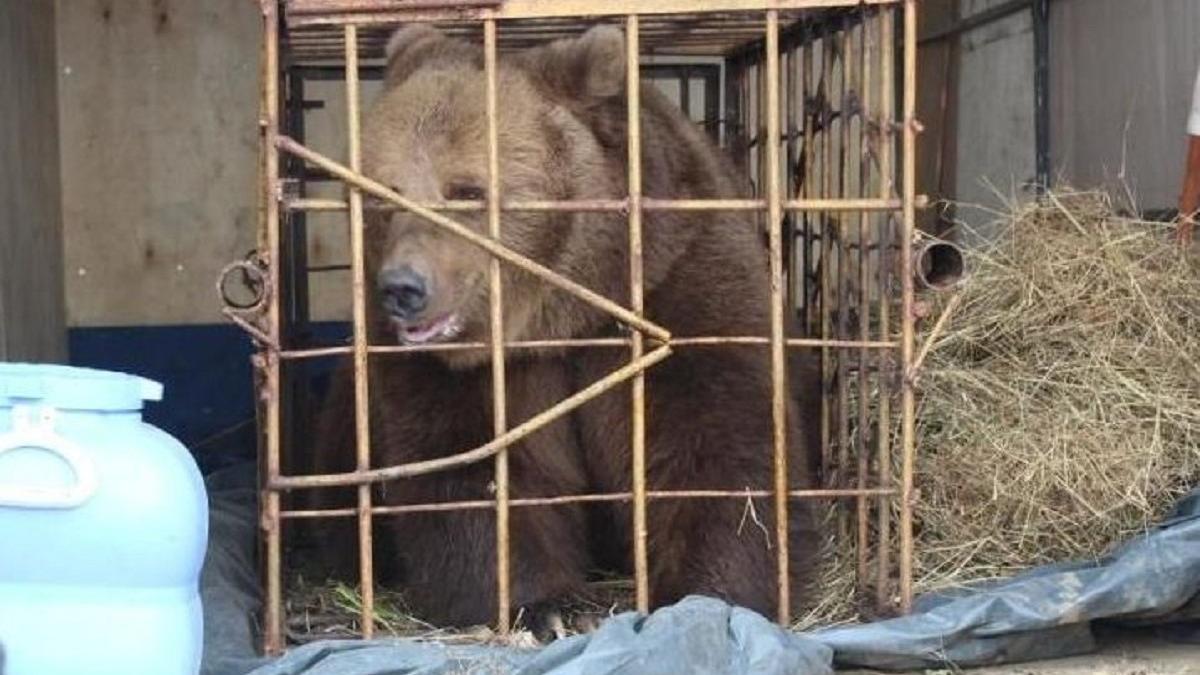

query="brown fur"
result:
[296,24,824,628]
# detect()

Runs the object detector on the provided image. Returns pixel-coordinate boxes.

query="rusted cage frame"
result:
[248,0,920,656]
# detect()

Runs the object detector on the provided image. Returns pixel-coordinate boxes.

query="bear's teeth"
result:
[442,315,464,339]
[398,313,461,344]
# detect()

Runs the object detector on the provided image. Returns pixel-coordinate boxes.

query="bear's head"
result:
[361,24,640,368]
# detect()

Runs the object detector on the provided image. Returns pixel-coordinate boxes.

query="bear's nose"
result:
[379,265,429,319]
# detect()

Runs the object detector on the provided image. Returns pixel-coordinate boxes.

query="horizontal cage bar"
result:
[280,487,902,518]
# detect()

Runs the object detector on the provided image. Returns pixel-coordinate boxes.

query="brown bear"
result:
[295,23,824,634]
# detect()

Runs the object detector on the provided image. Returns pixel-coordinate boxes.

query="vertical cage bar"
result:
[802,39,814,333]
[875,5,895,613]
[784,49,797,309]
[280,71,309,482]
[484,18,512,633]
[625,14,650,615]
[855,15,872,588]
[680,66,692,119]
[819,31,834,482]
[1033,0,1050,193]
[343,24,376,639]
[764,10,790,625]
[260,0,284,655]
[724,55,742,156]
[899,0,918,613]
[835,19,852,542]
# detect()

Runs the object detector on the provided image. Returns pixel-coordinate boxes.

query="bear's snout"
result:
[378,264,430,319]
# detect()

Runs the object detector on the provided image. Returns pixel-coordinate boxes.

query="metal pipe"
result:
[913,238,966,291]
[625,14,651,616]
[764,10,791,625]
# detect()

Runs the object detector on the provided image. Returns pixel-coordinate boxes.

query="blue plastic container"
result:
[0,363,208,675]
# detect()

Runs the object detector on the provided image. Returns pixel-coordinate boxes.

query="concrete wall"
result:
[915,0,960,235]
[952,0,1037,241]
[1050,0,1200,213]
[56,0,260,327]
[0,1,67,362]
[921,0,1200,234]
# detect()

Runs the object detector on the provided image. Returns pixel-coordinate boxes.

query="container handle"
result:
[0,405,98,509]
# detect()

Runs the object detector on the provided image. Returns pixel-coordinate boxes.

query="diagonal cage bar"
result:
[275,136,671,344]
[270,345,673,489]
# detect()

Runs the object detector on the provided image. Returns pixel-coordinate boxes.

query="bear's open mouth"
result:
[391,313,464,345]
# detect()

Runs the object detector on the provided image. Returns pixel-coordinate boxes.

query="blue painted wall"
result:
[69,322,350,475]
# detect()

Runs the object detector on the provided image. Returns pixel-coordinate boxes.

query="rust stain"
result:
[152,0,170,33]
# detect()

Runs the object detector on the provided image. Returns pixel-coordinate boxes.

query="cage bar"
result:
[625,14,651,615]
[874,2,895,613]
[342,23,377,638]
[898,0,917,613]
[258,0,285,655]
[282,196,914,212]
[280,486,900,519]
[483,18,512,632]
[855,9,873,588]
[763,10,791,624]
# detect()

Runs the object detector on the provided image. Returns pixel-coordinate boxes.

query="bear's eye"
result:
[445,183,486,202]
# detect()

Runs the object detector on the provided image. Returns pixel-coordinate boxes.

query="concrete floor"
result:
[846,630,1200,675]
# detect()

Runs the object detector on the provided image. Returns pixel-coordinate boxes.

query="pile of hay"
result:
[912,189,1200,591]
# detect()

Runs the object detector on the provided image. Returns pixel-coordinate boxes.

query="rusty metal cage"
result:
[223,0,934,655]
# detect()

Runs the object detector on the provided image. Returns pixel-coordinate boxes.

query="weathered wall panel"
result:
[953,0,1036,241]
[56,0,260,327]
[1050,0,1200,213]
[915,0,960,236]
[0,1,67,361]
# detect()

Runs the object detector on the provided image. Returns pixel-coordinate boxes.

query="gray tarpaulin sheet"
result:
[200,462,1200,675]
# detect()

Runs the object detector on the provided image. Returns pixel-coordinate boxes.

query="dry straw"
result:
[911,188,1200,593]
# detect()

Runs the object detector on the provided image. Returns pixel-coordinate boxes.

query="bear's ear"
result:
[523,25,626,104]
[382,24,472,87]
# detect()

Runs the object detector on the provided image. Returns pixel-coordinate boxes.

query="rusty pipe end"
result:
[913,238,967,291]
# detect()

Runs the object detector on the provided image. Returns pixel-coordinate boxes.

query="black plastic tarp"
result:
[199,462,1200,675]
